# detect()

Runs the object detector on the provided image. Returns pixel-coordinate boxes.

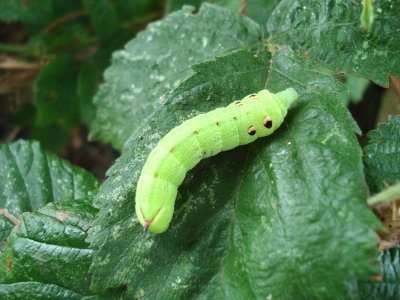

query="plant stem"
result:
[368,182,400,207]
[0,208,20,226]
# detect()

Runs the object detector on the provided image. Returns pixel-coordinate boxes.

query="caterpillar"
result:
[135,88,299,234]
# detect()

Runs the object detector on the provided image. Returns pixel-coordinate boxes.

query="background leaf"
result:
[344,74,370,104]
[0,140,98,250]
[0,0,162,151]
[89,4,263,149]
[0,0,58,26]
[356,245,400,300]
[364,115,400,193]
[267,0,400,86]
[167,0,281,29]
[0,197,127,299]
[34,55,80,128]
[88,46,380,299]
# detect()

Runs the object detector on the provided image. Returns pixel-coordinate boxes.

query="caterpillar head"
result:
[135,174,176,234]
[136,202,174,234]
[231,88,298,142]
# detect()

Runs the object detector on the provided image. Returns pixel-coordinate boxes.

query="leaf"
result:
[78,49,112,125]
[0,1,84,35]
[83,0,120,43]
[356,244,400,300]
[267,0,400,86]
[167,0,281,30]
[364,115,400,194]
[0,0,53,23]
[30,123,69,153]
[34,55,81,129]
[344,74,370,104]
[0,140,98,249]
[0,197,128,299]
[88,47,380,299]
[89,4,263,149]
[0,282,82,300]
[244,0,281,29]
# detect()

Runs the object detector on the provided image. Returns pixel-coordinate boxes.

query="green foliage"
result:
[167,0,281,28]
[0,0,53,24]
[89,4,263,149]
[268,0,400,87]
[0,0,161,151]
[0,198,127,299]
[0,198,95,298]
[364,116,400,193]
[345,74,370,104]
[88,9,381,295]
[1,1,399,299]
[34,55,80,128]
[356,245,400,299]
[0,140,98,249]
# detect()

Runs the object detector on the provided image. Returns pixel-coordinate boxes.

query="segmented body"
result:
[135,88,298,233]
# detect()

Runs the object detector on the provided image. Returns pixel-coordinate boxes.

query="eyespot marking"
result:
[249,94,258,99]
[216,122,220,126]
[247,126,256,136]
[235,101,243,106]
[263,117,273,129]
[233,117,238,120]
[193,130,199,134]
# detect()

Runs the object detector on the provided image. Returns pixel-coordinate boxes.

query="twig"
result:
[368,182,400,207]
[390,76,400,101]
[0,60,43,70]
[43,10,87,33]
[4,126,21,142]
[0,208,21,226]
[239,0,248,15]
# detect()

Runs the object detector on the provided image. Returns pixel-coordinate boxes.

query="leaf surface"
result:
[0,140,98,247]
[89,47,380,299]
[0,198,127,299]
[268,0,400,86]
[364,115,400,193]
[35,55,81,129]
[89,4,263,149]
[356,245,400,300]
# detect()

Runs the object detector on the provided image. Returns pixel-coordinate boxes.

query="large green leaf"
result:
[89,4,263,149]
[0,197,127,299]
[0,140,98,247]
[88,47,380,299]
[267,0,400,86]
[364,115,400,193]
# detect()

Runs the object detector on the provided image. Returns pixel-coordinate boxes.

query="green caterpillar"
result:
[135,88,299,234]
